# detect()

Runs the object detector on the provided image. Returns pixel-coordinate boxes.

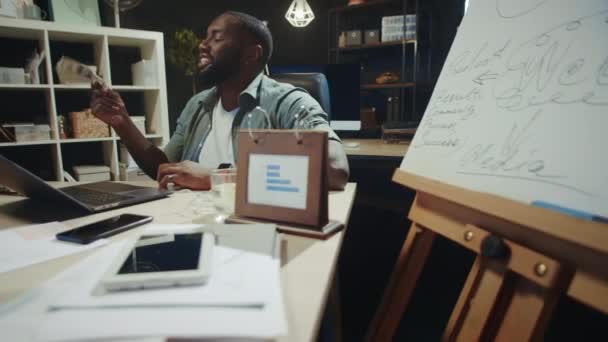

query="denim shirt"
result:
[164,73,340,163]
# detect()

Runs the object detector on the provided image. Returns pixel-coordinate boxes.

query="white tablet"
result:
[101,228,215,291]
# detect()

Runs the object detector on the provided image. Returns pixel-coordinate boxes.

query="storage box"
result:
[131,60,157,86]
[73,165,111,182]
[381,14,416,42]
[69,109,110,138]
[0,0,18,18]
[360,107,378,129]
[382,15,406,26]
[130,116,146,135]
[3,123,51,142]
[364,30,380,45]
[381,26,404,42]
[119,164,152,181]
[345,30,362,46]
[0,67,25,84]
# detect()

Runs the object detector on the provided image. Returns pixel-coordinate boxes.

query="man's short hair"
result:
[225,11,273,67]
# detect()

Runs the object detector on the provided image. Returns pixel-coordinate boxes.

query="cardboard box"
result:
[73,165,111,182]
[0,67,25,84]
[131,60,157,86]
[69,109,110,138]
[364,30,380,45]
[3,123,51,142]
[345,30,362,46]
[0,0,18,18]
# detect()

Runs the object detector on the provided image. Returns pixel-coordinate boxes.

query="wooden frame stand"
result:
[367,170,608,342]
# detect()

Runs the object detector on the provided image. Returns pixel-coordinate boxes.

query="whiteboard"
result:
[401,0,608,218]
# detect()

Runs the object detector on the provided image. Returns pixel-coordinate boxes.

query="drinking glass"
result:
[210,168,237,222]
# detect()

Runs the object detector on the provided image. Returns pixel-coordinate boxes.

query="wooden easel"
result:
[367,169,608,342]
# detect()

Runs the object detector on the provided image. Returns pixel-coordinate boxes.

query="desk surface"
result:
[0,182,357,342]
[343,139,409,158]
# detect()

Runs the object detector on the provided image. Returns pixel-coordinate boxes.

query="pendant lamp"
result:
[285,0,315,27]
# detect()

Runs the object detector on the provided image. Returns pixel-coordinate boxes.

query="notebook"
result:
[0,154,169,213]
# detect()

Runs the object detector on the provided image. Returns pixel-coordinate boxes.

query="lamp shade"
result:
[285,0,315,27]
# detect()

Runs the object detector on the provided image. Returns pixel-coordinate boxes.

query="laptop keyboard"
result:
[61,187,133,206]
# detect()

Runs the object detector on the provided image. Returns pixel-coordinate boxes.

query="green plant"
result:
[168,29,199,94]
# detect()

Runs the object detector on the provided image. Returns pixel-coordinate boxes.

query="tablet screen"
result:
[117,233,203,274]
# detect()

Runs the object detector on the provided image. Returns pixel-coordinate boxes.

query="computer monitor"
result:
[270,63,361,133]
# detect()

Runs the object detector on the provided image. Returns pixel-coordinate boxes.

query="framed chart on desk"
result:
[234,129,330,230]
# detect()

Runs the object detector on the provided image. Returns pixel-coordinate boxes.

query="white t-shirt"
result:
[198,99,238,168]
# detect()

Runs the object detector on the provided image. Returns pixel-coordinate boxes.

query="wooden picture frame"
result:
[234,129,329,229]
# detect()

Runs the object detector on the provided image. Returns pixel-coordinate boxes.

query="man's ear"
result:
[243,44,263,66]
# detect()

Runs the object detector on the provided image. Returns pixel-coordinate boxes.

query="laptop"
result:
[0,154,170,213]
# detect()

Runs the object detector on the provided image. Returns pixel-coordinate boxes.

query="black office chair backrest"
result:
[271,73,332,119]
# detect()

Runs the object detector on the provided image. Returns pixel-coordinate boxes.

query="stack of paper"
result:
[0,222,107,274]
[0,225,287,341]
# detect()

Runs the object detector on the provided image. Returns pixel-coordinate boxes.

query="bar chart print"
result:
[248,154,309,209]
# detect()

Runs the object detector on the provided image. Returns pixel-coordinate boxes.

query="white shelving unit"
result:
[0,17,170,181]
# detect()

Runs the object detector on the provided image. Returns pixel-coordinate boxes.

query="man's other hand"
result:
[90,81,128,127]
[157,161,212,190]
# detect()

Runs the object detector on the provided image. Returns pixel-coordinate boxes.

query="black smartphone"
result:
[217,163,233,169]
[56,214,153,244]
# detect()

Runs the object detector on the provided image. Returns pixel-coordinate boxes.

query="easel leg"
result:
[444,257,570,342]
[442,257,515,342]
[366,223,436,342]
[494,274,569,342]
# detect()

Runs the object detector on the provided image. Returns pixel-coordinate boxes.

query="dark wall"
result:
[98,0,463,133]
[112,0,330,133]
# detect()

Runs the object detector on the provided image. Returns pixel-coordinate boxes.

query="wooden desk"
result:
[342,139,409,158]
[0,182,357,342]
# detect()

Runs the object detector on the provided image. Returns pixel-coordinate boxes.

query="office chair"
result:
[271,73,332,119]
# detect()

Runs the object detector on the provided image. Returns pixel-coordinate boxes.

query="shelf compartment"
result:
[54,90,94,117]
[48,38,105,86]
[361,82,416,89]
[60,141,118,181]
[108,90,159,136]
[0,35,48,85]
[108,35,159,88]
[0,88,51,128]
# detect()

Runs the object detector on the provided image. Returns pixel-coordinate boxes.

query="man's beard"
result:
[196,51,242,90]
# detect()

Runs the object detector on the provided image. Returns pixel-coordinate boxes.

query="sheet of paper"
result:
[400,0,608,217]
[0,222,107,274]
[37,270,286,341]
[168,222,280,258]
[248,153,309,209]
[49,240,274,309]
[0,236,287,341]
